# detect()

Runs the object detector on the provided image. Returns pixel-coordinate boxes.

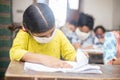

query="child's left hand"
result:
[84,52,89,58]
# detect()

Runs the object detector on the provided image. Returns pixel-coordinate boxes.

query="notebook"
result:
[24,49,102,74]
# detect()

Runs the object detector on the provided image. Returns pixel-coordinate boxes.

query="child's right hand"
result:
[41,56,73,68]
[22,53,73,68]
[72,43,81,50]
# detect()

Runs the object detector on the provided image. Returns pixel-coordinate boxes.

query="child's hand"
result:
[84,52,89,58]
[82,46,93,49]
[112,58,120,65]
[41,56,73,68]
[99,38,104,43]
[22,53,73,68]
[72,43,81,50]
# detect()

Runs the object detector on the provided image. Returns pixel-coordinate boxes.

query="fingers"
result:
[84,52,89,58]
[52,61,73,68]
[62,62,73,68]
[72,43,80,49]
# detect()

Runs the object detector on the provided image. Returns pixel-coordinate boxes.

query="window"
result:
[36,0,80,28]
[49,0,67,28]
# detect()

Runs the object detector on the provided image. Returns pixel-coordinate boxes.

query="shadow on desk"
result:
[89,53,103,64]
[0,77,4,80]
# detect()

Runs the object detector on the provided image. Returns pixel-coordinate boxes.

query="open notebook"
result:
[24,49,102,74]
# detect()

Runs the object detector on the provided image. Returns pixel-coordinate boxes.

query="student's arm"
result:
[10,30,72,68]
[22,52,72,68]
[71,33,81,50]
[60,33,89,61]
[113,58,120,65]
[72,42,81,50]
[103,32,117,64]
[99,38,104,43]
[10,30,29,61]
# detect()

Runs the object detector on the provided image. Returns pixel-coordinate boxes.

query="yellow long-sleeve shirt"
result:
[10,29,76,61]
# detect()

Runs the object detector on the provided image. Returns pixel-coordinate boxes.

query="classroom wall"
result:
[113,0,120,29]
[12,0,33,23]
[82,0,120,30]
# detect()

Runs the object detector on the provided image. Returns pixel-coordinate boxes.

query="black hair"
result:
[8,23,22,32]
[94,25,106,33]
[23,3,55,33]
[69,20,77,26]
[77,13,94,30]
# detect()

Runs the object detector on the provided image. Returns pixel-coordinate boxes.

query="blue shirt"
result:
[80,33,94,47]
[94,36,104,49]
[66,32,80,44]
[103,32,117,64]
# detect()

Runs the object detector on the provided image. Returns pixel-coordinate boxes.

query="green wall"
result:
[0,0,12,79]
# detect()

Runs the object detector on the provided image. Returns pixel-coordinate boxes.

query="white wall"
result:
[82,0,120,30]
[12,0,33,23]
[113,0,120,29]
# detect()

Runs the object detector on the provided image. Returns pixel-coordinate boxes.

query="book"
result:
[24,49,102,74]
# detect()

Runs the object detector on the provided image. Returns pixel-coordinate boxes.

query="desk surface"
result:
[5,61,120,80]
[81,49,103,54]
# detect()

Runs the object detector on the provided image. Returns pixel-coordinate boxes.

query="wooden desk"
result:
[5,61,120,80]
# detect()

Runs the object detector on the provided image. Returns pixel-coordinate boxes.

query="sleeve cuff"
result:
[10,49,28,61]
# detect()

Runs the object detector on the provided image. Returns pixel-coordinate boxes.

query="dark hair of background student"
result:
[94,25,106,33]
[77,13,94,30]
[69,20,77,26]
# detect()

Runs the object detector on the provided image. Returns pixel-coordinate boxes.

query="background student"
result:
[74,13,94,49]
[63,20,80,46]
[94,25,106,48]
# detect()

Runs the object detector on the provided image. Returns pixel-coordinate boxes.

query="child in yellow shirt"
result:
[10,3,76,68]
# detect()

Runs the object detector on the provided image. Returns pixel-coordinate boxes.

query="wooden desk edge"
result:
[5,61,120,80]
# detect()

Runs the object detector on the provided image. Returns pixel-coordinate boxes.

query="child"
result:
[10,3,76,68]
[64,20,80,45]
[94,25,106,48]
[74,13,94,49]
